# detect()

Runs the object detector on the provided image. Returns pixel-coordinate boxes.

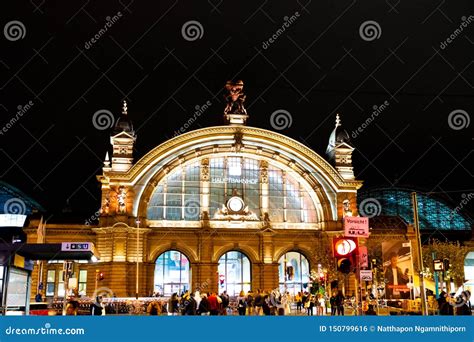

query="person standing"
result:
[335,291,345,316]
[183,295,197,315]
[246,291,254,315]
[198,294,210,315]
[65,300,79,316]
[317,294,325,316]
[91,296,103,316]
[437,291,453,315]
[295,292,302,312]
[365,304,377,315]
[284,291,291,315]
[456,291,472,315]
[169,293,179,316]
[147,300,161,315]
[237,291,247,316]
[208,292,220,316]
[220,291,230,315]
[330,293,337,316]
[262,292,271,315]
[254,289,263,316]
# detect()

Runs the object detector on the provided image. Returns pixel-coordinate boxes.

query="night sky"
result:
[1,1,473,219]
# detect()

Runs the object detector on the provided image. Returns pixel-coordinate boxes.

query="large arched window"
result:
[278,252,310,295]
[218,251,251,296]
[147,157,319,224]
[154,250,190,296]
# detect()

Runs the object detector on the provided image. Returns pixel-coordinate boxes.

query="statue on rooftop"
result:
[224,80,247,115]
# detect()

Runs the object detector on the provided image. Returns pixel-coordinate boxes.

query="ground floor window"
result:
[78,270,87,296]
[218,251,251,296]
[46,269,55,296]
[278,251,310,295]
[154,250,190,296]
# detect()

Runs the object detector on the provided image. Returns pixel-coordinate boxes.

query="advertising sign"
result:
[344,217,369,237]
[382,240,414,300]
[360,269,373,281]
[359,246,369,268]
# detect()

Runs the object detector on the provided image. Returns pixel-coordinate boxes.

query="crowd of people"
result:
[57,289,347,316]
[437,290,472,315]
[150,289,346,316]
[56,288,471,316]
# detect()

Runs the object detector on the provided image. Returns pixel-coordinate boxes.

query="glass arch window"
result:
[154,250,190,296]
[147,157,319,224]
[148,162,200,220]
[278,252,310,295]
[218,251,251,296]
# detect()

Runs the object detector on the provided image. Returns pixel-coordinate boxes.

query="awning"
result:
[0,242,100,262]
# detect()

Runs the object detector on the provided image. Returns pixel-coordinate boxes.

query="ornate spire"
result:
[122,100,128,115]
[335,113,341,127]
[104,151,110,166]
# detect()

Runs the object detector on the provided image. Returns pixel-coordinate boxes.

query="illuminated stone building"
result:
[23,82,368,298]
[19,82,472,300]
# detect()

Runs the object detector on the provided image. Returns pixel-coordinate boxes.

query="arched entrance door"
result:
[218,251,251,296]
[154,250,190,296]
[278,251,310,295]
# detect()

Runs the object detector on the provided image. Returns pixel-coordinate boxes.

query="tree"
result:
[422,240,469,287]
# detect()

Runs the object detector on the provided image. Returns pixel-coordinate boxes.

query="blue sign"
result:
[0,317,472,342]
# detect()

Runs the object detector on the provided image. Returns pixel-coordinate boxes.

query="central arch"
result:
[127,126,362,223]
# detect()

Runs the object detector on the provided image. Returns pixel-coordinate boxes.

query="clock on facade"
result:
[227,196,245,213]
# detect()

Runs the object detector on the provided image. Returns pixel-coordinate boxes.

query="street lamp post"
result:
[135,218,140,300]
[412,192,429,315]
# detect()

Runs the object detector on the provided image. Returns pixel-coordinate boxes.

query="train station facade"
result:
[10,84,471,301]
[23,89,370,298]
